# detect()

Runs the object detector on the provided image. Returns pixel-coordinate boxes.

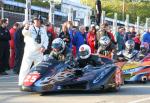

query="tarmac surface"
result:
[0,70,150,103]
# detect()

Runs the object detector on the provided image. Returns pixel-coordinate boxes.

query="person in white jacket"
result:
[18,16,48,86]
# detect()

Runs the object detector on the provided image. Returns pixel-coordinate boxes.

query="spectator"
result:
[115,26,125,51]
[133,33,141,51]
[97,36,116,59]
[125,26,136,41]
[19,15,48,86]
[85,26,89,35]
[59,24,71,48]
[142,28,150,46]
[0,18,1,24]
[73,26,87,56]
[87,25,97,53]
[0,18,11,75]
[97,23,116,45]
[72,26,78,57]
[13,22,25,74]
[44,24,57,54]
[66,21,74,49]
[9,22,19,69]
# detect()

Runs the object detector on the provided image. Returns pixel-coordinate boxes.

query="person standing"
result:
[13,22,25,74]
[115,27,125,51]
[142,28,150,45]
[59,24,71,48]
[9,22,19,69]
[66,21,74,49]
[44,24,57,54]
[19,15,48,86]
[0,18,10,75]
[87,25,97,53]
[125,26,136,41]
[73,26,87,56]
[97,23,116,45]
[133,33,141,51]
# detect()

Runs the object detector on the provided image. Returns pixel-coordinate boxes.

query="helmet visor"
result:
[79,50,89,57]
[52,43,63,53]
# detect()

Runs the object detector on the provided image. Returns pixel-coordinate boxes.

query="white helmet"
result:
[99,36,110,49]
[79,44,91,59]
[51,38,65,54]
[125,40,135,51]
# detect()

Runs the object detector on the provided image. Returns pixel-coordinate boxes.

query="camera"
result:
[35,34,41,44]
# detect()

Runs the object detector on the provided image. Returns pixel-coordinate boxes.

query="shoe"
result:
[1,72,8,75]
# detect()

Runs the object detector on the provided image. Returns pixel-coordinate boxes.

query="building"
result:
[0,0,91,26]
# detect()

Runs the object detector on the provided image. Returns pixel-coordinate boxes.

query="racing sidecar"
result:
[116,53,150,83]
[21,57,122,93]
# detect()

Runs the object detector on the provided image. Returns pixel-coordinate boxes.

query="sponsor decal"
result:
[115,68,122,85]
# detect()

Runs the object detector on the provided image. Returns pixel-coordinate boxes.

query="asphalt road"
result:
[0,71,150,103]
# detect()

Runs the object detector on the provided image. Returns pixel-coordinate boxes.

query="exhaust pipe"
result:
[141,76,147,82]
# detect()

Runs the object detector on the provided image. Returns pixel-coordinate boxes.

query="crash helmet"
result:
[140,42,149,54]
[51,38,65,55]
[125,40,135,51]
[99,36,110,49]
[79,44,91,59]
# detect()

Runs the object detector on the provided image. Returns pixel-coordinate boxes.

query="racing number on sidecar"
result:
[24,73,40,86]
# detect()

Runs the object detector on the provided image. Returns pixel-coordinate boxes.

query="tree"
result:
[80,0,96,9]
[80,0,150,24]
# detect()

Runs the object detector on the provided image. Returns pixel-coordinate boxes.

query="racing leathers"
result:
[75,54,103,68]
[49,47,72,61]
[135,49,149,61]
[97,43,116,59]
[19,25,48,86]
[116,50,138,62]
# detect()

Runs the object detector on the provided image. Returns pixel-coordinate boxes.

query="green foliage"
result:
[80,0,96,9]
[15,0,49,7]
[80,0,150,23]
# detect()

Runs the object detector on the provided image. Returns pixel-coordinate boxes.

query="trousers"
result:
[18,47,43,85]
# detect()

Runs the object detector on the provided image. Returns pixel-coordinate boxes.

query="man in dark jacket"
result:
[13,24,25,74]
[0,18,11,75]
[124,26,136,41]
[59,24,71,48]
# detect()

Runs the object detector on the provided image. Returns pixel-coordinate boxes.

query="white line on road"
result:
[128,97,150,103]
[0,75,17,79]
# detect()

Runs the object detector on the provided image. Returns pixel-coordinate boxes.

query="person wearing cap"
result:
[18,15,48,86]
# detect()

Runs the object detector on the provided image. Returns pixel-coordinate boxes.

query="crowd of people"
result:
[0,15,150,86]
